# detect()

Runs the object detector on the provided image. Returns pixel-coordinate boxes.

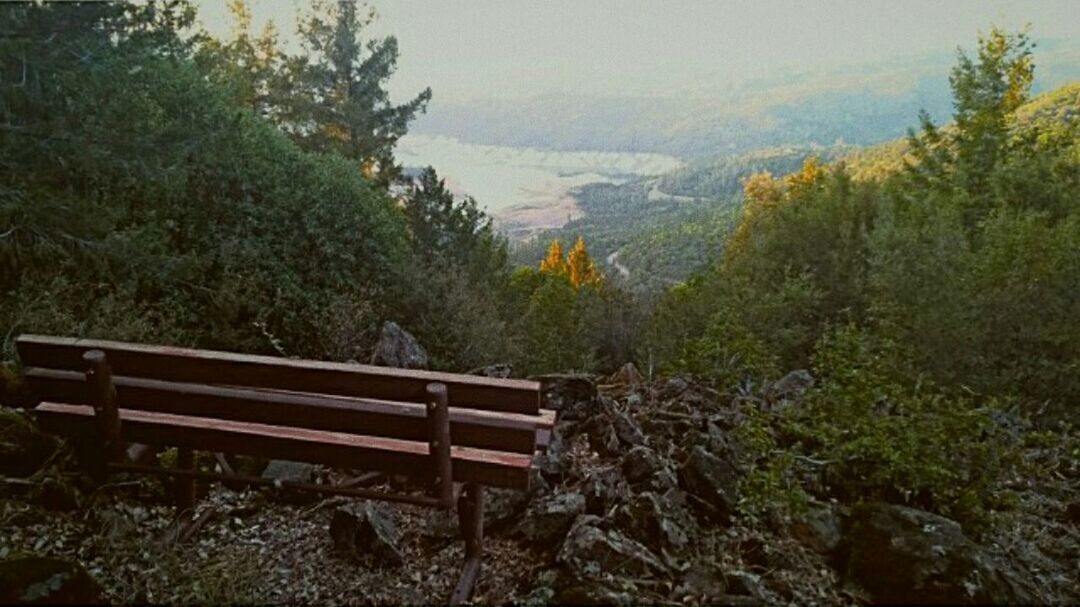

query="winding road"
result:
[606,248,631,279]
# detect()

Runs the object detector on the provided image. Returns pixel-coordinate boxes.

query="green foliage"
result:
[659,28,1080,414]
[510,269,594,374]
[669,310,779,390]
[660,29,1078,526]
[0,1,410,362]
[394,166,515,369]
[282,0,432,186]
[741,326,1020,530]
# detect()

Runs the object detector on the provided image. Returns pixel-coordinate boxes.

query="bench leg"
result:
[450,483,484,605]
[175,448,195,517]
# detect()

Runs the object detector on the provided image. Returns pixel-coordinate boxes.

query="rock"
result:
[612,409,646,447]
[536,374,598,420]
[369,321,428,369]
[678,446,740,522]
[519,569,559,606]
[837,503,1033,604]
[725,570,768,601]
[34,475,81,511]
[557,515,668,580]
[261,460,313,485]
[0,556,102,604]
[554,580,636,606]
[609,362,644,387]
[1065,500,1080,526]
[581,466,629,515]
[329,502,404,568]
[586,420,622,457]
[517,491,587,546]
[789,501,843,555]
[468,363,513,378]
[622,446,662,483]
[618,491,691,555]
[766,369,814,404]
[658,377,690,399]
[0,408,57,478]
[706,421,741,462]
[535,425,567,481]
[676,561,727,601]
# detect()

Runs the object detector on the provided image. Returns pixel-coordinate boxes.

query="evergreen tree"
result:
[282,0,432,187]
[196,0,284,117]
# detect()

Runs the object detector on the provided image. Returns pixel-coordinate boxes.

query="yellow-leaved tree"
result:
[566,236,602,288]
[539,239,567,275]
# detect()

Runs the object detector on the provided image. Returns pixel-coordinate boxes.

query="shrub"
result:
[740,325,1021,532]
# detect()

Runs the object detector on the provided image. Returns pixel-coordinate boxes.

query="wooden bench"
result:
[16,334,553,604]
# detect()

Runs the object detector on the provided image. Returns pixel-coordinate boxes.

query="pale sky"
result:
[195,0,1080,103]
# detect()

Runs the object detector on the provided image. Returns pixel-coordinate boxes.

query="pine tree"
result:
[281,0,431,186]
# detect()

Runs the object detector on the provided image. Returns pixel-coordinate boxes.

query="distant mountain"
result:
[414,40,1080,160]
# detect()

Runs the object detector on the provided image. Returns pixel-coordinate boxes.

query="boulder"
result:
[789,501,844,555]
[581,466,629,515]
[261,460,317,501]
[609,362,644,387]
[724,570,768,601]
[369,321,428,369]
[0,556,102,604]
[675,561,727,602]
[657,377,691,400]
[837,503,1033,604]
[557,515,668,580]
[612,409,646,448]
[586,419,622,457]
[766,369,814,405]
[622,446,662,484]
[678,446,740,522]
[617,491,691,555]
[535,374,598,420]
[0,408,57,478]
[535,425,567,481]
[516,491,587,546]
[329,502,404,568]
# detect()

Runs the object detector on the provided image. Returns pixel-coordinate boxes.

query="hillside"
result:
[842,81,1080,179]
[528,80,1080,293]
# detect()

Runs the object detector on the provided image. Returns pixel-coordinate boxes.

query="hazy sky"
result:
[195,0,1080,104]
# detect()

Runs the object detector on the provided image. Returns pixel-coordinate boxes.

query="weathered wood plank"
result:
[25,368,547,454]
[17,335,541,414]
[34,403,532,489]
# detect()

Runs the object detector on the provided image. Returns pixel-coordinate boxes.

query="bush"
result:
[740,325,1021,532]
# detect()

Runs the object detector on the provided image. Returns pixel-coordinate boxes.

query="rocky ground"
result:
[2,365,1079,605]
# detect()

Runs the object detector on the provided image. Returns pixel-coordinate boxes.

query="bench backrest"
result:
[16,335,548,489]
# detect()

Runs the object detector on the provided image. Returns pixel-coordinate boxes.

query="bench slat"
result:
[35,403,532,489]
[17,335,541,414]
[25,368,552,454]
